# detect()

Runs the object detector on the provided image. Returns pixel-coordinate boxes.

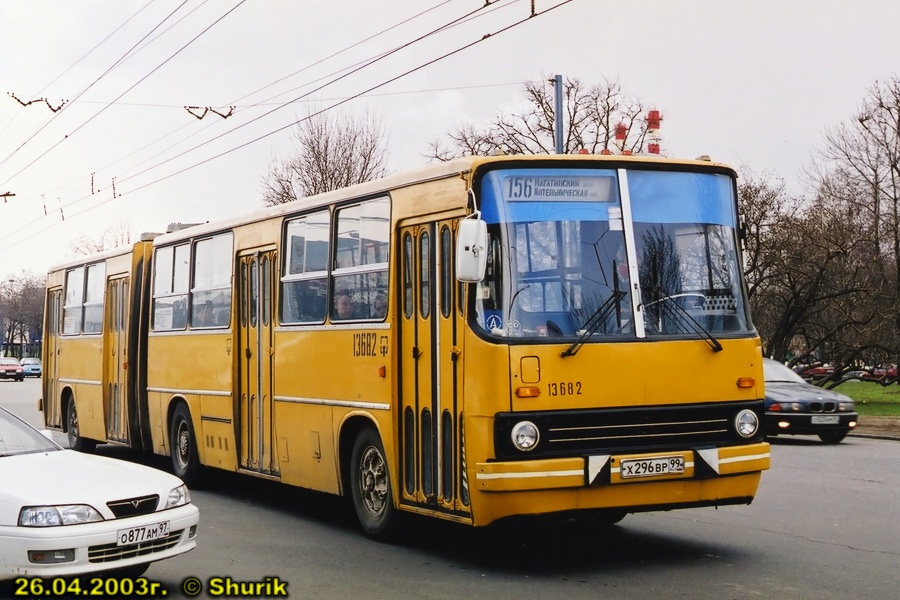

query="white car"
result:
[0,407,199,580]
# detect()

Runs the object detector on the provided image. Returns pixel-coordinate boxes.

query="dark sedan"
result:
[763,358,859,443]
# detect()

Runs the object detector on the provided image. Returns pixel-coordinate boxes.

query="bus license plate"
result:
[620,456,685,479]
[117,521,170,546]
[811,415,840,425]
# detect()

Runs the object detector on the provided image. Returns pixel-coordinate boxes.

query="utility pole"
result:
[1,192,14,203]
[553,74,564,154]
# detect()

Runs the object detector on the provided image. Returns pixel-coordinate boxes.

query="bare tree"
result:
[69,219,133,256]
[426,75,656,160]
[737,168,885,386]
[1,272,45,358]
[738,171,796,303]
[261,107,390,206]
[810,77,900,381]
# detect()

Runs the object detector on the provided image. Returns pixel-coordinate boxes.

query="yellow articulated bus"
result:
[42,154,769,539]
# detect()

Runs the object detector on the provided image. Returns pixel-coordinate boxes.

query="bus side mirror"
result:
[456,219,488,283]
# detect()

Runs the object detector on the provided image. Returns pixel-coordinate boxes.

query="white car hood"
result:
[0,450,184,526]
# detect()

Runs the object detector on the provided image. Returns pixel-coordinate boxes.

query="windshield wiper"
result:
[560,291,627,358]
[649,294,723,352]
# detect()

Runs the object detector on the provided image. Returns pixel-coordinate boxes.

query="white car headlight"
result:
[19,505,103,527]
[166,484,192,509]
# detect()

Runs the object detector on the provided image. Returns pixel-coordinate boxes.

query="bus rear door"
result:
[43,289,63,429]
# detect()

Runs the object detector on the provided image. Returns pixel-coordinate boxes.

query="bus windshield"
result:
[474,167,752,341]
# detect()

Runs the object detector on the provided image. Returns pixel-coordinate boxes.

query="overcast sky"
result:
[1,0,898,275]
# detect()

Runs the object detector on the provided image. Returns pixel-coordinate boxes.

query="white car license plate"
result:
[811,415,841,425]
[117,521,170,546]
[620,456,685,479]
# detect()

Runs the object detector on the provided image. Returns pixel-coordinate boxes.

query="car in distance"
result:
[19,358,41,378]
[0,358,24,382]
[763,358,859,444]
[0,406,199,580]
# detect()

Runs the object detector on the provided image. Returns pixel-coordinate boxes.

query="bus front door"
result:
[238,250,279,476]
[104,277,129,442]
[399,220,469,516]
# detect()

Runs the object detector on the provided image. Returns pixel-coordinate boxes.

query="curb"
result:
[849,431,900,441]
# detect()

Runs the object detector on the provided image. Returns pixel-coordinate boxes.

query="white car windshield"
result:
[0,408,60,457]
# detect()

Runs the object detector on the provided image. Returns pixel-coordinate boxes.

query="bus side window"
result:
[283,210,330,324]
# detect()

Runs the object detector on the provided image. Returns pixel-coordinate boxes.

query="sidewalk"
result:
[849,415,900,441]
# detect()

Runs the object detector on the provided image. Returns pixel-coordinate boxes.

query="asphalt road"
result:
[2,378,898,600]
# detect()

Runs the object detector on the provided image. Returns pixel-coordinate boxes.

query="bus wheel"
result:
[170,404,200,485]
[66,398,95,452]
[350,426,398,541]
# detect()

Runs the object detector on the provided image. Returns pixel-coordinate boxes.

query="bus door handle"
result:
[245,348,252,359]
[412,347,422,359]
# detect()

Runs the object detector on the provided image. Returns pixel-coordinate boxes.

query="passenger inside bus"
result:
[333,290,355,320]
[371,293,387,319]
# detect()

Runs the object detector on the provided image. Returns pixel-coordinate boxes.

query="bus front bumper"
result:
[474,442,770,493]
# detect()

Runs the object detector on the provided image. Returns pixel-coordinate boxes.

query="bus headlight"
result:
[734,409,759,438]
[511,421,540,451]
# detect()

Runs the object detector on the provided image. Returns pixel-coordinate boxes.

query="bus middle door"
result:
[104,277,129,443]
[238,249,279,476]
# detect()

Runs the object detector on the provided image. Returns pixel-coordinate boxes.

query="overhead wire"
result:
[9,0,470,211]
[0,0,218,204]
[63,0,578,221]
[7,0,502,226]
[0,0,577,254]
[0,0,157,141]
[0,0,246,191]
[229,0,459,107]
[113,0,506,189]
[0,0,194,176]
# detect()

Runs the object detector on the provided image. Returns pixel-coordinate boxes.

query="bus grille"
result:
[493,401,763,460]
[88,531,183,563]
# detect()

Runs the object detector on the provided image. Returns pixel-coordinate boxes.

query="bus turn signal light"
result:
[736,377,755,389]
[516,386,541,398]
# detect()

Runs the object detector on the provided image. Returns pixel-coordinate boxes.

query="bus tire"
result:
[66,397,96,452]
[170,403,200,485]
[350,426,398,541]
